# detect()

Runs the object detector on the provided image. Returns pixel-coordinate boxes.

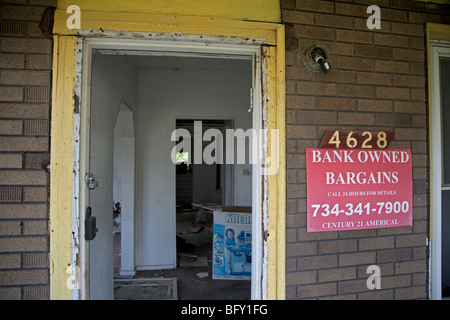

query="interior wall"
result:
[89,55,137,299]
[135,56,252,269]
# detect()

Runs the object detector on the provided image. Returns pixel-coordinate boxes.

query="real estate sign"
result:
[306,148,413,232]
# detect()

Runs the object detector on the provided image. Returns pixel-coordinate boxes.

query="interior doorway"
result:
[82,39,260,299]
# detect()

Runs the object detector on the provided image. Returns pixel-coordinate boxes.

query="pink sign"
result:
[306,148,413,232]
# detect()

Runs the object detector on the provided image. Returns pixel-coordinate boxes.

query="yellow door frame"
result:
[50,0,285,300]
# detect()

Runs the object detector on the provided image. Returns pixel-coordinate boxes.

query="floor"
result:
[113,210,251,300]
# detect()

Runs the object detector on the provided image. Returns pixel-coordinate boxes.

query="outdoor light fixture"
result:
[311,47,330,73]
[301,42,331,74]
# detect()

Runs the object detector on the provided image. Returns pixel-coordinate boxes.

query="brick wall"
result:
[0,0,54,300]
[283,0,450,299]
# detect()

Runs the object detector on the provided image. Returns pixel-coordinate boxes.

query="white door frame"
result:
[75,34,267,300]
[429,42,450,300]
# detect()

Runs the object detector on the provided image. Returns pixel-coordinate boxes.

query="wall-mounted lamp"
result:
[301,42,331,74]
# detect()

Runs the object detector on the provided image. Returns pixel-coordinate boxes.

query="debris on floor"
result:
[114,278,177,300]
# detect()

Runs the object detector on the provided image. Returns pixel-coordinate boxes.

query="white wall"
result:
[89,55,137,299]
[135,57,252,269]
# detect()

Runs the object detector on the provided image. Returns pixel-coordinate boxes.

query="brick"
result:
[294,25,335,41]
[338,84,376,98]
[358,99,393,112]
[356,45,393,59]
[393,75,425,88]
[23,252,47,268]
[337,56,373,71]
[1,5,47,21]
[318,97,356,111]
[0,137,48,152]
[335,2,367,17]
[25,54,52,70]
[336,30,373,44]
[338,112,375,125]
[0,103,49,119]
[409,11,441,24]
[391,22,424,36]
[0,221,21,235]
[0,204,47,219]
[376,113,411,127]
[0,170,47,185]
[25,87,50,102]
[395,234,427,248]
[0,153,22,168]
[0,70,50,86]
[376,87,410,100]
[296,110,336,125]
[0,53,25,69]
[26,22,45,38]
[297,255,338,270]
[296,282,336,298]
[393,48,425,62]
[24,120,49,135]
[287,95,316,109]
[0,20,26,36]
[319,239,357,254]
[377,248,412,263]
[0,87,23,102]
[287,183,306,197]
[23,187,48,202]
[0,237,47,253]
[296,0,334,13]
[286,270,317,285]
[338,279,368,294]
[394,101,425,114]
[359,236,394,250]
[318,266,356,282]
[395,260,426,274]
[296,81,336,96]
[1,38,52,54]
[0,269,48,285]
[0,186,22,202]
[0,120,23,135]
[23,286,49,300]
[281,10,314,24]
[315,13,354,29]
[286,242,317,257]
[339,251,376,266]
[375,60,410,74]
[359,289,394,300]
[395,128,426,141]
[0,287,21,300]
[395,286,427,300]
[287,125,316,139]
[374,33,409,48]
[23,220,47,235]
[0,254,21,269]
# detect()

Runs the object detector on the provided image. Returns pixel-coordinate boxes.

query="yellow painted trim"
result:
[49,35,77,300]
[276,25,286,300]
[51,0,284,300]
[426,22,450,300]
[53,10,278,45]
[265,26,286,299]
[56,0,281,23]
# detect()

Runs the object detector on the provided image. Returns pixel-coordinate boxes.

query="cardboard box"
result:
[212,207,252,280]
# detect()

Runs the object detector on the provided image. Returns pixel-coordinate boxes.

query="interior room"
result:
[88,52,254,299]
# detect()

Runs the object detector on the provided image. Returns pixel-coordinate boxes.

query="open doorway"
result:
[86,47,256,299]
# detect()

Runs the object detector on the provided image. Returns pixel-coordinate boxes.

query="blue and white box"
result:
[213,209,252,280]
